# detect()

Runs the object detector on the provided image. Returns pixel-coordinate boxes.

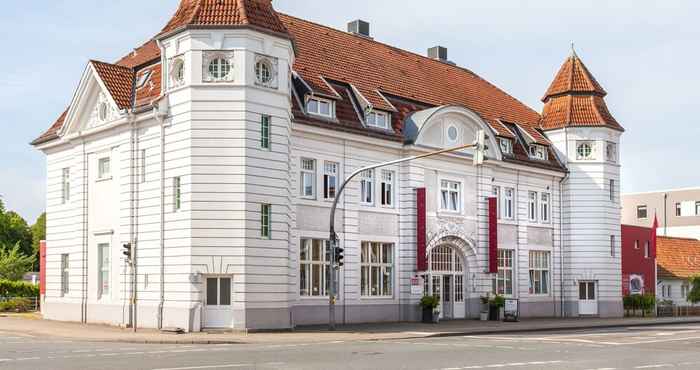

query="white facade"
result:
[36,10,625,331]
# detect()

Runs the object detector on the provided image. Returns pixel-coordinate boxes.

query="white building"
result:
[33,0,625,331]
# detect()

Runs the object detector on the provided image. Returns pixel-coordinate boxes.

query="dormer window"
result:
[367,110,389,129]
[529,145,548,161]
[498,138,513,155]
[306,97,334,118]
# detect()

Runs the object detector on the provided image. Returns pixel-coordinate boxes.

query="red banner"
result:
[416,188,427,271]
[39,240,46,296]
[488,197,498,274]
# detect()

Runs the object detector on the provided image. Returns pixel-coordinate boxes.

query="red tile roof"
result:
[90,60,135,110]
[160,0,289,38]
[116,40,161,69]
[279,13,544,139]
[540,53,623,132]
[31,110,67,146]
[657,236,700,280]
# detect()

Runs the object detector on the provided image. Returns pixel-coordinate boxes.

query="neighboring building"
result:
[620,225,656,296]
[32,0,624,331]
[622,188,700,239]
[656,236,700,306]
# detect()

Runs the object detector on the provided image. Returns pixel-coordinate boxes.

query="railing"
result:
[0,297,40,312]
[657,304,700,317]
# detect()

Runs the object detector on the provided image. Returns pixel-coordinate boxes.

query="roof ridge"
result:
[278,12,540,121]
[658,235,700,242]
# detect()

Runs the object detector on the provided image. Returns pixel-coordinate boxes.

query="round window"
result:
[577,143,592,159]
[173,60,185,84]
[98,102,108,121]
[208,58,231,80]
[256,60,272,84]
[447,125,459,142]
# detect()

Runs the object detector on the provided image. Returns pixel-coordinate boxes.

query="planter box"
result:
[489,305,501,321]
[422,308,436,323]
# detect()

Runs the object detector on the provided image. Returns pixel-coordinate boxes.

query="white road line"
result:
[435,360,564,370]
[635,365,674,369]
[151,364,253,370]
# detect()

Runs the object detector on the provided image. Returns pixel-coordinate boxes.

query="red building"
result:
[621,225,657,296]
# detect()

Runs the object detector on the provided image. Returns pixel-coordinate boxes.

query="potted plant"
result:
[419,295,440,323]
[480,295,490,321]
[489,295,505,321]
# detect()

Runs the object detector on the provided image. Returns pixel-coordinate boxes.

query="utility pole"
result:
[326,130,487,330]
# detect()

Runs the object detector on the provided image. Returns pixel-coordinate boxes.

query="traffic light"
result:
[334,247,344,267]
[473,129,488,166]
[122,243,132,262]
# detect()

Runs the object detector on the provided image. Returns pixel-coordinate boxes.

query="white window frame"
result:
[576,141,595,160]
[98,157,111,179]
[610,235,616,257]
[261,115,271,150]
[261,204,271,239]
[445,124,459,144]
[644,241,650,258]
[300,158,316,199]
[97,243,110,299]
[498,138,513,155]
[696,201,700,216]
[504,187,515,220]
[529,251,550,295]
[206,57,232,82]
[367,110,390,130]
[360,242,394,297]
[529,145,548,161]
[380,170,394,207]
[610,179,615,202]
[61,168,70,204]
[528,191,538,222]
[493,186,501,219]
[637,205,648,219]
[306,97,334,119]
[299,238,330,297]
[540,192,550,223]
[682,284,690,298]
[360,169,374,205]
[440,179,461,213]
[61,254,70,296]
[323,161,338,200]
[606,142,617,163]
[173,177,182,211]
[676,203,682,217]
[493,249,514,296]
[255,58,273,85]
[140,149,146,184]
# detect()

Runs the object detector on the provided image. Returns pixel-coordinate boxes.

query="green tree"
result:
[688,275,700,304]
[0,243,36,281]
[30,212,46,268]
[0,200,33,257]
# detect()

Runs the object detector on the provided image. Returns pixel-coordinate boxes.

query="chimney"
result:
[428,46,449,62]
[348,19,371,38]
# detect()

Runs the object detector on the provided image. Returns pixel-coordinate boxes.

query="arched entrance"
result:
[422,245,466,319]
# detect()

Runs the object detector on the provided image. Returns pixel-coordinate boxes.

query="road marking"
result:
[151,364,253,370]
[436,360,564,370]
[635,365,674,369]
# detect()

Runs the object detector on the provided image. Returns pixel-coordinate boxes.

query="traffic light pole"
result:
[327,137,483,331]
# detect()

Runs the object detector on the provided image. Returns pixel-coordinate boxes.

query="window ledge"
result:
[96,176,113,183]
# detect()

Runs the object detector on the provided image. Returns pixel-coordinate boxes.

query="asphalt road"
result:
[2,323,700,370]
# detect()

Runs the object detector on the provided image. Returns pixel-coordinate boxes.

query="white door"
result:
[432,275,443,319]
[442,275,453,319]
[204,277,233,328]
[454,274,465,319]
[578,281,598,315]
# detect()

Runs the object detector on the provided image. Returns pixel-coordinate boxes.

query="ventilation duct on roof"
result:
[348,20,371,39]
[428,46,455,65]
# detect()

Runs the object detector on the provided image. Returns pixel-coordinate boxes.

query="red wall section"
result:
[621,225,656,295]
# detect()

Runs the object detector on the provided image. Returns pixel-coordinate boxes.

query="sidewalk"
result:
[1,313,699,345]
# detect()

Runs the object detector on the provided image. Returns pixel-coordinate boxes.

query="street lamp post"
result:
[326,131,487,330]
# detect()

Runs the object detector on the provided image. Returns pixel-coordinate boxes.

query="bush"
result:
[0,279,39,298]
[623,293,656,313]
[490,295,505,308]
[419,295,440,310]
[0,298,33,313]
[689,275,700,304]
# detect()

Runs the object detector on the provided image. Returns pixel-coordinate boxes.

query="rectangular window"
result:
[529,145,548,161]
[492,186,501,219]
[609,179,615,202]
[360,242,394,297]
[634,240,639,250]
[61,254,70,295]
[676,203,682,217]
[360,169,374,205]
[300,158,316,198]
[696,202,700,216]
[261,204,271,239]
[380,170,394,207]
[98,157,111,179]
[98,243,110,298]
[61,168,70,204]
[540,193,550,223]
[299,239,330,297]
[440,180,460,212]
[492,249,514,295]
[682,284,690,298]
[173,177,182,211]
[498,138,513,155]
[528,191,538,222]
[261,115,271,149]
[366,111,390,129]
[307,97,333,118]
[529,251,550,295]
[504,188,515,220]
[610,235,616,257]
[323,162,338,200]
[637,205,648,219]
[644,241,650,258]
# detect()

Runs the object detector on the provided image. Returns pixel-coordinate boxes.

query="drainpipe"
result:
[558,172,569,317]
[155,106,166,330]
[81,140,89,323]
[663,193,668,236]
[128,110,138,332]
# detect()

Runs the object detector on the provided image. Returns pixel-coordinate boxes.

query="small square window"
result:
[98,157,111,179]
[306,97,334,118]
[637,205,648,219]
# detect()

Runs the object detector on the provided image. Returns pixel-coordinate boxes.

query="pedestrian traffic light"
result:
[473,129,488,166]
[335,247,344,267]
[122,243,132,262]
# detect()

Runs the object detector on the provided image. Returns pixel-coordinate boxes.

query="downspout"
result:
[663,193,668,236]
[128,110,138,331]
[559,128,570,317]
[155,106,166,330]
[82,139,89,323]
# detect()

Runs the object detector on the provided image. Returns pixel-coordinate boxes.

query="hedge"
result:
[0,279,39,298]
[623,293,656,312]
[0,298,34,313]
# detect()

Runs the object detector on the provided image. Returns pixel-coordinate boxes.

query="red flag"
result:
[650,214,658,258]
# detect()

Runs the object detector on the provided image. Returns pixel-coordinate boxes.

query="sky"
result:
[1,0,699,223]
